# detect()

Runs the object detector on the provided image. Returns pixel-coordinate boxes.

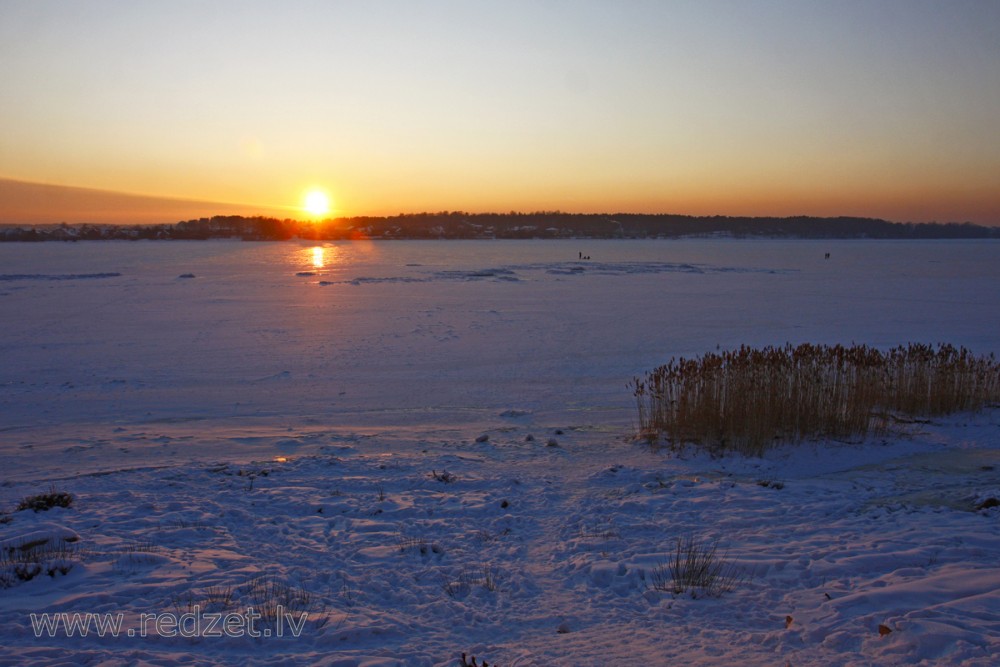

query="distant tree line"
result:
[2,212,998,242]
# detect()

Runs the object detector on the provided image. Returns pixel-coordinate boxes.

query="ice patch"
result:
[330,260,792,287]
[433,268,520,282]
[0,273,121,281]
[540,260,792,277]
[344,276,429,286]
[499,409,532,418]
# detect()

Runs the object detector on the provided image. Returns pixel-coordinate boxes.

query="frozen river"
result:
[2,238,998,479]
[3,238,1000,667]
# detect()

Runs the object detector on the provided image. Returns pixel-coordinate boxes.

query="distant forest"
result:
[2,212,998,242]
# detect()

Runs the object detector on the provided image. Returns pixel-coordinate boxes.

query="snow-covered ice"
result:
[1,238,998,665]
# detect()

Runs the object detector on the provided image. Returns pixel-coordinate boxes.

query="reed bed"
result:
[631,343,1000,456]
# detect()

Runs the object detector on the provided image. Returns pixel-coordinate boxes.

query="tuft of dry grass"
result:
[650,536,745,598]
[241,575,315,624]
[443,564,502,597]
[631,343,1000,456]
[15,489,73,513]
[1,540,77,588]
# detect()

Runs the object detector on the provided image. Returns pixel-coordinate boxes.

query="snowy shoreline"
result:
[2,414,999,666]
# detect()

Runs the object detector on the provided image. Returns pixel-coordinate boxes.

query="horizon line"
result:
[1,176,996,228]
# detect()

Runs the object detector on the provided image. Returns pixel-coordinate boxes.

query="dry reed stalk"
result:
[631,343,1000,456]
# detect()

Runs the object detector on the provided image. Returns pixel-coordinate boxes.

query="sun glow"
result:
[303,189,331,217]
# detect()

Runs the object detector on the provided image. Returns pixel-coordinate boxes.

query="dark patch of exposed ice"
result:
[540,261,793,277]
[433,268,520,282]
[347,276,429,286]
[0,272,122,281]
[320,260,790,288]
[250,370,292,383]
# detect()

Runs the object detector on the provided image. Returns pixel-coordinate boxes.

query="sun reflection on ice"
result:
[311,246,325,269]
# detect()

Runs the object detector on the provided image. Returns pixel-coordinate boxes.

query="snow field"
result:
[2,417,999,666]
[2,239,999,664]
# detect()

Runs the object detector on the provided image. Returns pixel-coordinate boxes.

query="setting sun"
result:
[303,189,330,217]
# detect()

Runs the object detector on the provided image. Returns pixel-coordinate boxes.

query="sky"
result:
[1,0,998,225]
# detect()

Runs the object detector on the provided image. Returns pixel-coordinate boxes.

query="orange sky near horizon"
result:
[2,1,999,226]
